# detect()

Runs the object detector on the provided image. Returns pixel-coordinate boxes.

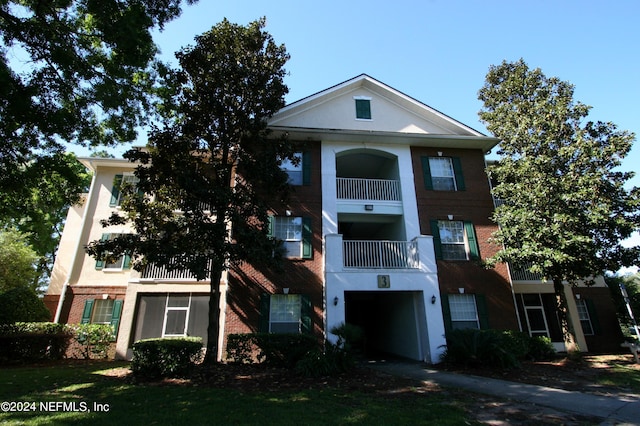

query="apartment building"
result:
[46,74,622,361]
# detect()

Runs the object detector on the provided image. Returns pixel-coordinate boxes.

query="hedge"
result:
[131,337,203,379]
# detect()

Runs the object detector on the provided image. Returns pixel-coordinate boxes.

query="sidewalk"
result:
[369,361,640,424]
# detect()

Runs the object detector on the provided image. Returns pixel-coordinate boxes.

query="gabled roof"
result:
[269,74,499,151]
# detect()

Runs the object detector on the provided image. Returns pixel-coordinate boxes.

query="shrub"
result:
[330,322,365,360]
[131,337,203,379]
[226,333,319,368]
[0,287,51,324]
[442,329,518,368]
[500,330,531,360]
[527,335,556,361]
[68,324,115,359]
[0,322,71,363]
[295,341,355,377]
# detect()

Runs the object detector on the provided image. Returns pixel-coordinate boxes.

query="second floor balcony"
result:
[337,178,401,201]
[140,258,213,282]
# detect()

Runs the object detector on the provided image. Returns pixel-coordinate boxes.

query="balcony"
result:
[337,178,401,201]
[343,240,419,269]
[510,262,544,282]
[140,258,212,281]
[324,234,436,273]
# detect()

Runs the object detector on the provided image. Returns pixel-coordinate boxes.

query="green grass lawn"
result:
[0,362,472,425]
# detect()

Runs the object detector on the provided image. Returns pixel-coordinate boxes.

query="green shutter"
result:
[355,99,371,119]
[476,294,490,329]
[95,234,110,270]
[585,299,601,335]
[302,151,311,186]
[110,300,123,338]
[440,294,452,334]
[267,215,274,238]
[259,293,270,333]
[464,221,480,260]
[430,220,442,260]
[422,157,434,190]
[123,252,132,269]
[452,157,465,191]
[81,299,94,324]
[301,295,312,334]
[302,217,312,259]
[109,174,123,207]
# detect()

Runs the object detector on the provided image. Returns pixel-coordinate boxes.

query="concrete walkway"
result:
[369,361,640,424]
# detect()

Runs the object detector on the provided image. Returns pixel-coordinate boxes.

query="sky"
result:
[98,0,640,269]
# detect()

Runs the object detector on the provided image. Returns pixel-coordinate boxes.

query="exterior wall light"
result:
[431,295,437,304]
[333,296,339,306]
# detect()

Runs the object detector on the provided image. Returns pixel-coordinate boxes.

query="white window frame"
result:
[428,157,457,191]
[521,294,551,338]
[103,233,127,271]
[273,216,303,258]
[354,96,372,120]
[114,173,139,207]
[91,299,115,324]
[269,294,302,333]
[280,153,303,185]
[449,294,480,330]
[162,294,192,337]
[438,220,468,260]
[575,299,594,336]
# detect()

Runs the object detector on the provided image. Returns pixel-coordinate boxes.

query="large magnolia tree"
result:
[479,59,640,344]
[87,18,296,363]
[1,1,195,281]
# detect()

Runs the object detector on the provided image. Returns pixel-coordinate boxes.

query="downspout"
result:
[54,162,98,323]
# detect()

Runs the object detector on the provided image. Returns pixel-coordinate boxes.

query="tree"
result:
[86,18,294,363]
[1,1,196,277]
[0,286,51,324]
[0,228,39,293]
[0,153,91,289]
[478,59,640,346]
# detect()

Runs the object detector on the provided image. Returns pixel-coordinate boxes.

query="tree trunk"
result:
[203,267,223,364]
[553,277,577,350]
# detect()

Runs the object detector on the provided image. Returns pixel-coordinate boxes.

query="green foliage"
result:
[479,59,640,344]
[87,18,293,362]
[442,329,557,368]
[330,322,365,359]
[68,324,115,359]
[131,337,203,379]
[0,286,51,324]
[442,329,519,368]
[0,229,39,293]
[226,333,319,368]
[527,336,556,361]
[480,59,639,282]
[295,342,356,378]
[0,322,71,363]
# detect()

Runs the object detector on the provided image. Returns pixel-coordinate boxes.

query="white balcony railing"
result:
[337,178,401,201]
[141,258,212,280]
[510,262,544,282]
[343,240,419,269]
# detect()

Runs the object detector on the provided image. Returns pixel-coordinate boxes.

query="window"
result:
[354,98,371,120]
[132,293,209,345]
[431,220,480,261]
[269,294,302,333]
[163,295,191,337]
[260,293,312,334]
[575,299,594,336]
[80,298,123,337]
[421,156,465,191]
[448,294,480,330]
[279,152,310,186]
[91,299,115,324]
[269,216,312,259]
[110,173,139,207]
[95,233,132,270]
[521,294,550,338]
